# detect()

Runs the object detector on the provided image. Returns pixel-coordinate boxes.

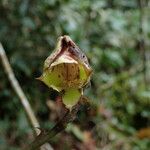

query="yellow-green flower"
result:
[38,35,92,108]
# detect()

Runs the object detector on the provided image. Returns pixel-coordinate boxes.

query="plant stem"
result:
[27,99,83,150]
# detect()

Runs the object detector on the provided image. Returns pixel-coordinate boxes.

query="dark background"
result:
[0,0,150,150]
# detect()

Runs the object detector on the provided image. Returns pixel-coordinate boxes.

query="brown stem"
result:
[26,97,89,150]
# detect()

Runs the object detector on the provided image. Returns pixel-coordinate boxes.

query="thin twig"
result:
[0,43,53,150]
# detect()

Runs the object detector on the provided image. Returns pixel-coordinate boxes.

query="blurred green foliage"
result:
[0,0,150,150]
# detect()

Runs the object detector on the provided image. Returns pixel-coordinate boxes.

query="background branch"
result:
[139,0,148,88]
[0,43,53,150]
